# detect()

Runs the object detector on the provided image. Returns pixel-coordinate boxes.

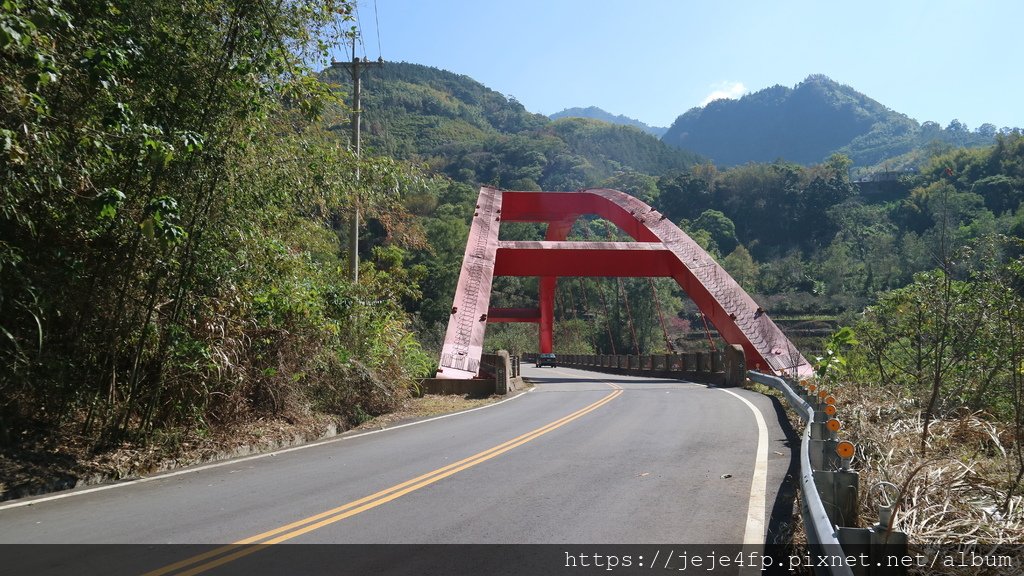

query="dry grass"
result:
[354,393,506,430]
[838,386,1024,542]
[751,378,1024,574]
[832,383,1024,574]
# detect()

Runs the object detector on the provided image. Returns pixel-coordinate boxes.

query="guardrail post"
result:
[723,345,745,387]
[494,355,508,395]
[808,439,825,470]
[837,525,909,576]
[814,469,859,531]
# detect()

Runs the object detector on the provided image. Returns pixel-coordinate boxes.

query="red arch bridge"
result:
[437,187,812,380]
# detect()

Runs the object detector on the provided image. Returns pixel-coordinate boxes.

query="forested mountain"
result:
[661,74,1002,168]
[324,62,700,191]
[550,106,668,138]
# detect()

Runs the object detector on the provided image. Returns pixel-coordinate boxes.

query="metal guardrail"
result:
[749,371,855,576]
[749,371,908,576]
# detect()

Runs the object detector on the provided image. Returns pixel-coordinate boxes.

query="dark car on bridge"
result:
[536,353,557,368]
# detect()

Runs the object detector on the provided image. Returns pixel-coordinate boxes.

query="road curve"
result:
[0,366,797,573]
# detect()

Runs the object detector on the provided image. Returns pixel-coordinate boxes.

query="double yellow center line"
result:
[146,386,623,576]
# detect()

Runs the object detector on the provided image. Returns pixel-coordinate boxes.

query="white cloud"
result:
[699,81,746,106]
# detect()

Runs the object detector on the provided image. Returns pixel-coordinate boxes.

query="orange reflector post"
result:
[836,441,855,459]
[824,404,837,416]
[827,419,842,432]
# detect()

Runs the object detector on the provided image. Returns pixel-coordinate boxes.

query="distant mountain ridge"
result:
[660,74,1000,167]
[550,106,668,138]
[330,63,1009,177]
[330,62,701,191]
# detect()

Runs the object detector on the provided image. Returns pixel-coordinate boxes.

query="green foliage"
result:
[346,62,699,191]
[722,245,759,289]
[657,159,856,259]
[844,236,1024,456]
[813,326,858,379]
[855,268,986,404]
[0,0,440,450]
[550,106,667,138]
[691,209,738,255]
[599,171,659,205]
[484,324,537,358]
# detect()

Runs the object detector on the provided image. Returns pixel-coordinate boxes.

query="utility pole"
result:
[333,42,382,283]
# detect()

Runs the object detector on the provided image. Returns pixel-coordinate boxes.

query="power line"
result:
[373,0,382,59]
[353,1,368,59]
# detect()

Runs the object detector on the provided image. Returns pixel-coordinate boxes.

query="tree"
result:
[824,152,853,178]
[855,269,987,455]
[600,171,659,205]
[0,0,438,449]
[692,209,738,255]
[722,245,759,289]
[656,171,711,222]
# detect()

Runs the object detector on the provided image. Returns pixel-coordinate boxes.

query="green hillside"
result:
[550,106,668,138]
[662,74,998,167]
[323,62,701,190]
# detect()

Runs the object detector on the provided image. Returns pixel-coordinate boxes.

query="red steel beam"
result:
[487,307,540,323]
[500,191,661,243]
[436,187,503,379]
[436,187,812,379]
[494,241,675,277]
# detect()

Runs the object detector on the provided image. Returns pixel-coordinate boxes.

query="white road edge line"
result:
[0,388,534,512]
[717,388,769,548]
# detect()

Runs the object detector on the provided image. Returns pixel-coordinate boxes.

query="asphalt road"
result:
[0,366,797,574]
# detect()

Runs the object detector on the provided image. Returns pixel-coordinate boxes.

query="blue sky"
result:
[336,0,1022,131]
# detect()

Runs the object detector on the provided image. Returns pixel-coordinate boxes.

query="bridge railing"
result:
[749,371,908,576]
[522,348,747,387]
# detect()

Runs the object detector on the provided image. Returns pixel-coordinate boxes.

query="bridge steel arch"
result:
[436,187,812,380]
